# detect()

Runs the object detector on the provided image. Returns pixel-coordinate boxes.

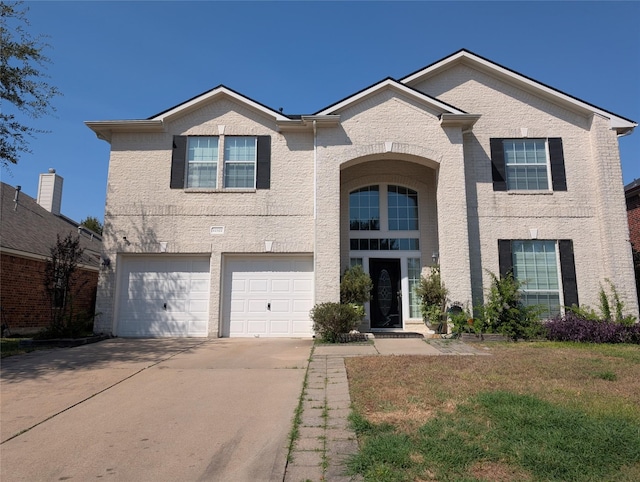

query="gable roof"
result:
[0,182,102,269]
[400,49,636,136]
[315,77,468,116]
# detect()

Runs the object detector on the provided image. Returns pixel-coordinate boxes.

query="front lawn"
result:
[345,342,640,481]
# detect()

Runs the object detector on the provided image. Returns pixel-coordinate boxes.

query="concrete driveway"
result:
[1,337,313,481]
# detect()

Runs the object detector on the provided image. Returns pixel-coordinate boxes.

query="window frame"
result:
[186,136,219,189]
[223,136,258,189]
[491,137,567,192]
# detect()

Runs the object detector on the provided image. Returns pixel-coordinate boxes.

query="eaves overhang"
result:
[439,114,481,132]
[401,49,637,136]
[85,120,164,143]
[276,115,341,132]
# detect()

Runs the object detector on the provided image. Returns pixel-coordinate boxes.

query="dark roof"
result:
[625,179,640,198]
[0,182,102,268]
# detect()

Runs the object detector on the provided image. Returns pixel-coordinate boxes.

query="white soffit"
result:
[401,50,636,135]
[315,78,467,116]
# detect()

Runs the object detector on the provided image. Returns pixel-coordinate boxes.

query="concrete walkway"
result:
[284,337,488,481]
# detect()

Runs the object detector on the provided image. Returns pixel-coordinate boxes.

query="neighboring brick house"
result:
[0,171,102,334]
[86,49,638,338]
[625,179,640,301]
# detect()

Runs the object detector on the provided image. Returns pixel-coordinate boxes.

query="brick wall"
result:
[1,253,98,334]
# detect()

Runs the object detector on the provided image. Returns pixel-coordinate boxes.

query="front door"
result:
[369,258,402,329]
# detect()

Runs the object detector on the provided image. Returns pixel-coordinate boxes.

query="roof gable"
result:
[400,49,636,135]
[315,77,467,116]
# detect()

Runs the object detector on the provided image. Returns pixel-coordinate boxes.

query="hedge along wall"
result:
[0,253,98,334]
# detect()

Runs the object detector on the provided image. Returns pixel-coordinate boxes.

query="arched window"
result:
[387,185,418,231]
[349,186,380,230]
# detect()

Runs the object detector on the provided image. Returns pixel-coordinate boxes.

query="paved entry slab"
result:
[374,338,443,355]
[1,338,312,482]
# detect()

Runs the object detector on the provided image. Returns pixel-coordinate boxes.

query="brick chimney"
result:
[37,168,64,215]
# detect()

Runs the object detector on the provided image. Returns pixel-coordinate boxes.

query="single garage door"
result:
[117,256,210,337]
[223,257,314,337]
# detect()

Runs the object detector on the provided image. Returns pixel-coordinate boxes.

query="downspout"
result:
[313,120,317,219]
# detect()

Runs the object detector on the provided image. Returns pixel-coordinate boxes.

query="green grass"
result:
[349,391,640,482]
[346,342,640,481]
[1,338,34,358]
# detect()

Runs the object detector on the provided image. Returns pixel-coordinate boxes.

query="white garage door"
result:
[117,257,210,337]
[223,257,314,337]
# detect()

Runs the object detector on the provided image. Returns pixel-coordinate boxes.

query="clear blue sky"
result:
[3,1,639,223]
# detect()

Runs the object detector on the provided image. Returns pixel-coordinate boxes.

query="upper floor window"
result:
[490,138,567,192]
[170,135,271,190]
[388,185,418,230]
[350,186,380,230]
[187,137,219,188]
[224,137,256,188]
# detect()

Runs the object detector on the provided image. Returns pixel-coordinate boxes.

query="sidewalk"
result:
[284,337,488,481]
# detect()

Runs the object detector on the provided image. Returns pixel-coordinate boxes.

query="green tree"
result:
[80,216,103,235]
[1,1,60,167]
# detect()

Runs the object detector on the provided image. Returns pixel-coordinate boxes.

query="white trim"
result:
[316,78,467,116]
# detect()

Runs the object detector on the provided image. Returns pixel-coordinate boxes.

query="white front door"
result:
[116,257,210,337]
[223,256,314,337]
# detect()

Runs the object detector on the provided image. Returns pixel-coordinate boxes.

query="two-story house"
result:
[86,49,638,338]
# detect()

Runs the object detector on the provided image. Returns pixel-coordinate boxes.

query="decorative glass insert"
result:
[388,185,418,230]
[512,240,561,318]
[504,139,549,190]
[224,137,256,188]
[350,238,419,251]
[407,258,421,318]
[187,137,218,188]
[377,269,392,317]
[349,186,380,230]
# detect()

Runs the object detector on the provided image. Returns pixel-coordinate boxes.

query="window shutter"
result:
[498,239,512,278]
[559,239,578,308]
[490,138,507,191]
[256,135,271,189]
[549,138,567,191]
[170,136,187,189]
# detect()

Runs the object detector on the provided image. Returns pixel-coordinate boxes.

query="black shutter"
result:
[549,138,567,191]
[498,239,512,278]
[170,136,187,189]
[490,138,507,191]
[256,135,271,189]
[559,239,578,308]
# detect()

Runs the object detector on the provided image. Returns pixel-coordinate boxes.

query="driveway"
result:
[1,337,313,481]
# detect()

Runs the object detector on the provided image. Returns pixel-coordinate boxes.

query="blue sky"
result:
[3,1,639,223]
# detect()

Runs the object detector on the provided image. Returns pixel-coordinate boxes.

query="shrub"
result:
[415,265,448,328]
[479,271,543,341]
[310,302,361,343]
[340,265,372,305]
[545,313,640,344]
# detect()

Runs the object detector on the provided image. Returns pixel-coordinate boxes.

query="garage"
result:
[223,256,314,337]
[116,256,211,337]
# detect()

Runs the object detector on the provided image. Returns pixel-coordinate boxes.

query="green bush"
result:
[415,265,448,327]
[310,302,361,343]
[478,271,543,341]
[340,265,373,305]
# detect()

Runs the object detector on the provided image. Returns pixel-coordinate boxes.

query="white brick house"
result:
[86,50,638,338]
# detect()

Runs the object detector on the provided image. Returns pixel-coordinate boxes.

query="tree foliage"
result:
[80,216,103,236]
[43,234,86,337]
[1,1,60,167]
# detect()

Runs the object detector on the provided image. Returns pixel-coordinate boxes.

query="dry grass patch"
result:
[345,342,640,482]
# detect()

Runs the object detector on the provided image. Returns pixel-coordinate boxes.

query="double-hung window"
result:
[224,137,256,188]
[499,239,578,319]
[170,135,271,190]
[491,138,566,192]
[186,137,218,188]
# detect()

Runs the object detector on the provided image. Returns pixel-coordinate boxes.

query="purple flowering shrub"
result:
[544,313,640,344]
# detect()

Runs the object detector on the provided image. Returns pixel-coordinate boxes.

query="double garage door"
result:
[116,255,314,338]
